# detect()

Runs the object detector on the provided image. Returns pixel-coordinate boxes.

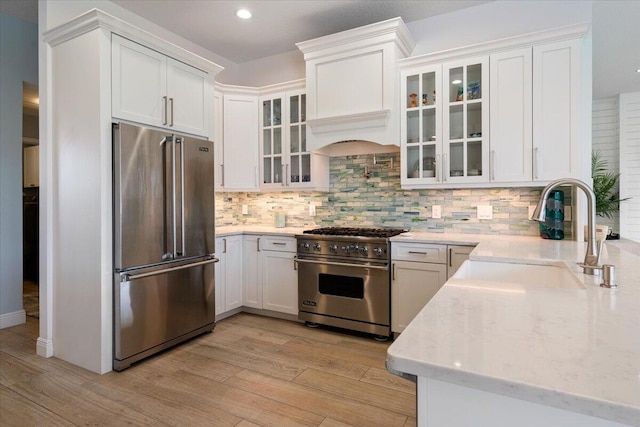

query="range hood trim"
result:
[307,109,390,134]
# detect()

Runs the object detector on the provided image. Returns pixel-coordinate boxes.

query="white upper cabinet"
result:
[222,93,260,191]
[490,48,533,183]
[112,34,212,138]
[533,39,582,182]
[260,89,329,191]
[400,24,588,189]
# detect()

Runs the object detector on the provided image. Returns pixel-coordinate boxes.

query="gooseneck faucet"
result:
[532,178,600,275]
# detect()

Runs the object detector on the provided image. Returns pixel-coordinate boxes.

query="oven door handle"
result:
[294,257,389,271]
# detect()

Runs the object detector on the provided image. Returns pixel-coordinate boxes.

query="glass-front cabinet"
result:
[401,57,489,187]
[401,64,442,184]
[442,57,489,184]
[260,90,327,191]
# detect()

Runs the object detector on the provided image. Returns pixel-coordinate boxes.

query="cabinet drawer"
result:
[391,243,447,263]
[259,236,296,253]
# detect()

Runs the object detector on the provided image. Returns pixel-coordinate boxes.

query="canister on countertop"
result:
[274,211,286,228]
[540,190,564,240]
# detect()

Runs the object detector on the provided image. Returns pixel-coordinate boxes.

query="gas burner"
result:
[303,227,407,238]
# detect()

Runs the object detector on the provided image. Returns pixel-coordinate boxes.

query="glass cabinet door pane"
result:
[301,124,306,152]
[273,98,281,125]
[449,142,464,177]
[407,110,419,143]
[274,128,282,154]
[449,67,463,102]
[290,95,299,124]
[467,63,482,100]
[263,158,272,183]
[301,154,310,182]
[301,95,306,122]
[274,157,282,184]
[422,109,436,142]
[291,126,299,153]
[422,72,436,106]
[290,156,300,183]
[263,100,271,126]
[407,146,419,178]
[422,145,436,176]
[406,74,419,108]
[449,105,464,140]
[263,129,272,155]
[467,141,483,176]
[467,103,482,138]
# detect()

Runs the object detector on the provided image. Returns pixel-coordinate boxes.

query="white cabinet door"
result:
[242,235,262,309]
[23,145,39,188]
[215,235,243,315]
[167,57,211,137]
[392,261,447,333]
[261,250,297,315]
[447,245,474,279]
[533,39,581,182]
[112,35,167,128]
[490,48,532,183]
[222,94,260,191]
[213,92,224,190]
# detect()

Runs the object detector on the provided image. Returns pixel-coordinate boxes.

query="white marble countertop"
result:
[387,234,640,426]
[215,225,310,237]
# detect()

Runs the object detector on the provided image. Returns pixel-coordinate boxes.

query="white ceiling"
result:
[1,0,638,98]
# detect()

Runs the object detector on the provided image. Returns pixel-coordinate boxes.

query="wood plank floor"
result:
[0,313,416,426]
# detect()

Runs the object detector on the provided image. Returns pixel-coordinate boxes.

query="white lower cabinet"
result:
[215,235,243,317]
[241,235,297,315]
[391,242,474,334]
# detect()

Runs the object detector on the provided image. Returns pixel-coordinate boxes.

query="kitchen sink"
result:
[453,260,585,290]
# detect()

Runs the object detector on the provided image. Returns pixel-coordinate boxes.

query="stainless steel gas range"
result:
[295,227,407,339]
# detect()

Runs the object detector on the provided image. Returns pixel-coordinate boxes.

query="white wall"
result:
[218,50,305,87]
[592,97,620,231]
[619,91,640,242]
[0,13,38,328]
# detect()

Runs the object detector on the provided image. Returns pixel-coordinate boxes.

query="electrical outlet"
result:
[432,205,442,219]
[477,205,493,220]
[242,204,248,215]
[309,204,316,217]
[528,205,537,220]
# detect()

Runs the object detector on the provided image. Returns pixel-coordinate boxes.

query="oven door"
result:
[296,257,390,327]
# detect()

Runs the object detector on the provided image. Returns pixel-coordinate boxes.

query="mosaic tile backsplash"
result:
[216,153,571,236]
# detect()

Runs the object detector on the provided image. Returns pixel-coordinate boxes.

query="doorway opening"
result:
[22,81,39,318]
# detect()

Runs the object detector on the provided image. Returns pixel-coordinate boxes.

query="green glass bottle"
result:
[539,190,564,240]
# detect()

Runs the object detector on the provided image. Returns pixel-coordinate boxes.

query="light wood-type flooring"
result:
[0,313,416,426]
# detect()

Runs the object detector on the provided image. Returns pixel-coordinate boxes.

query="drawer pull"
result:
[408,251,428,255]
[272,242,287,246]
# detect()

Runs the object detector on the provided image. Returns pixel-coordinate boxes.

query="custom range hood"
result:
[297,17,415,155]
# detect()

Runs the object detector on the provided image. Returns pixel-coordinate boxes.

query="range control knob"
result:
[329,244,338,252]
[372,247,385,256]
[359,246,369,256]
[300,242,310,250]
[341,245,350,253]
[313,243,322,251]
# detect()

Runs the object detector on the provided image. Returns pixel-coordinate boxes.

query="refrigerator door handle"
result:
[171,136,178,259]
[121,257,219,281]
[175,136,185,257]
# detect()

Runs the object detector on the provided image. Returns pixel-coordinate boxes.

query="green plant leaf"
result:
[591,151,630,219]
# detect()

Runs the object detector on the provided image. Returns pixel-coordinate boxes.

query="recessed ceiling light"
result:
[451,79,462,85]
[235,8,252,19]
[636,68,640,73]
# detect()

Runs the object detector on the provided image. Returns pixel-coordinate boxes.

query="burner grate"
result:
[303,227,406,238]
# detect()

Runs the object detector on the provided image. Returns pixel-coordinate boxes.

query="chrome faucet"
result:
[532,178,601,275]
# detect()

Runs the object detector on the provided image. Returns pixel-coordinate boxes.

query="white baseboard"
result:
[37,337,54,357]
[0,310,26,329]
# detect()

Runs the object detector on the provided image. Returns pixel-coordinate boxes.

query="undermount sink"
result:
[453,260,585,290]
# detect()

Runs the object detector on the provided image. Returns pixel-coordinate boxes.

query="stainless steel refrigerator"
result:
[112,122,217,371]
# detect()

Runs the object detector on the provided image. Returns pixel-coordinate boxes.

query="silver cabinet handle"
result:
[392,263,396,281]
[271,242,286,246]
[533,147,539,179]
[122,257,219,281]
[286,163,289,186]
[169,97,174,126]
[294,257,389,271]
[257,237,261,252]
[443,153,448,182]
[162,96,168,125]
[408,251,428,255]
[436,154,440,181]
[223,238,227,254]
[490,150,496,181]
[281,164,285,187]
[221,164,224,187]
[449,248,453,267]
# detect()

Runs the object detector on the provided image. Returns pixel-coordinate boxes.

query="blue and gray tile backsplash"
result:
[216,153,571,236]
